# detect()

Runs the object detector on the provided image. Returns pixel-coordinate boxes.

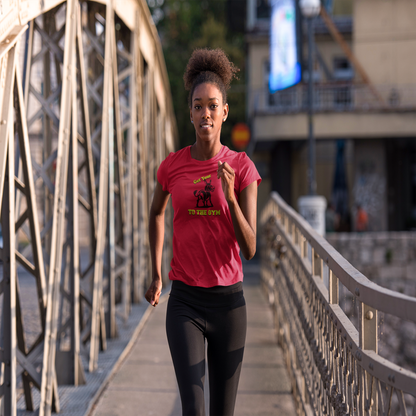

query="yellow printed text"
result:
[193,174,211,184]
[188,209,220,216]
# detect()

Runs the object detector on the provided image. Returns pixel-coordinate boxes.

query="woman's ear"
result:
[223,103,229,120]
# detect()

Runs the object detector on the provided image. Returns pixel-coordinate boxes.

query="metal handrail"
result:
[252,84,416,114]
[260,192,416,415]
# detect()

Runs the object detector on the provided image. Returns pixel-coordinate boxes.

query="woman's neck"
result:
[190,140,222,161]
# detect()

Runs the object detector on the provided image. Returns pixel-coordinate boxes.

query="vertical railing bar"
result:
[311,246,315,276]
[329,269,339,305]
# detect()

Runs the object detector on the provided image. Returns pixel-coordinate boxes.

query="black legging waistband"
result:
[170,280,243,308]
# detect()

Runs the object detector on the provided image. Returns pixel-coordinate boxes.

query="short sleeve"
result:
[238,152,262,193]
[157,153,173,193]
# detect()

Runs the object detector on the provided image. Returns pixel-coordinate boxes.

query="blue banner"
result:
[269,0,301,92]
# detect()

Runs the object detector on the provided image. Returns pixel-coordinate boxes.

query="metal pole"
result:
[307,17,317,196]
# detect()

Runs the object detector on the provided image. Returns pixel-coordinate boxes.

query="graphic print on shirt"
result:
[194,178,215,208]
[188,173,221,217]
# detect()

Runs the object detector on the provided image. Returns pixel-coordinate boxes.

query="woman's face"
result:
[190,83,229,144]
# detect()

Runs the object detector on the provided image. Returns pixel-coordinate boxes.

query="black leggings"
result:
[166,280,247,416]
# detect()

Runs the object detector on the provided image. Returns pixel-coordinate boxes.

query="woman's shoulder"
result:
[162,146,190,166]
[222,146,261,189]
[222,146,252,166]
[167,146,190,159]
[158,147,191,190]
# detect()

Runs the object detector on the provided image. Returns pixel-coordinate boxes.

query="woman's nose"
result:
[202,107,210,118]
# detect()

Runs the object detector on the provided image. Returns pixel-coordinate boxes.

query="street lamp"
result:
[300,0,320,195]
[297,0,327,236]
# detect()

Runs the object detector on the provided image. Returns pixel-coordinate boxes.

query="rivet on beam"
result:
[365,310,374,320]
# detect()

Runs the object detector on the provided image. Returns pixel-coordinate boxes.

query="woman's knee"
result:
[182,403,205,416]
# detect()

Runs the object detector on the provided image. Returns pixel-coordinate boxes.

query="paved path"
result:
[90,264,296,416]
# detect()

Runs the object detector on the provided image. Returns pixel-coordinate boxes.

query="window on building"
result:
[257,0,271,19]
[333,57,353,108]
[333,57,353,80]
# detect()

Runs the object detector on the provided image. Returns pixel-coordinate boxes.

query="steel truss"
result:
[0,1,176,415]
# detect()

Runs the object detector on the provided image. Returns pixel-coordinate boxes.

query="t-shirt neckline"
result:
[187,145,226,164]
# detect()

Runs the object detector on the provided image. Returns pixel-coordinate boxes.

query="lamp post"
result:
[297,0,327,235]
[300,0,320,195]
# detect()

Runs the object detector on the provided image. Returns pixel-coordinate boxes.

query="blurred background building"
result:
[246,0,416,232]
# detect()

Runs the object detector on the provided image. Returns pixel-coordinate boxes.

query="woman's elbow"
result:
[242,246,256,261]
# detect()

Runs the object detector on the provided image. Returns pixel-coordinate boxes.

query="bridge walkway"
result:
[90,262,296,416]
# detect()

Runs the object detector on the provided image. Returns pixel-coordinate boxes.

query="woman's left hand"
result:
[217,161,235,203]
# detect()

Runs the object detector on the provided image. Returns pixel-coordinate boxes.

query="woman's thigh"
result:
[166,296,206,416]
[206,297,247,416]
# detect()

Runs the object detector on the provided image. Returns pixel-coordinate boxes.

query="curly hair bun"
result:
[184,48,239,91]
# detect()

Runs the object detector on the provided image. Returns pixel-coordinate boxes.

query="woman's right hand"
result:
[145,279,163,307]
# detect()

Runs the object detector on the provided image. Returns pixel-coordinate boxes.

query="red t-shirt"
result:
[157,145,261,287]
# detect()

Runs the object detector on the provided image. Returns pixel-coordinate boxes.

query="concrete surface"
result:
[90,264,296,416]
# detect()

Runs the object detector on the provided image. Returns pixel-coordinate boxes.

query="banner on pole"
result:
[269,0,301,93]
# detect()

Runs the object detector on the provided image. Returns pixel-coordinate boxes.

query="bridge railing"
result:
[260,192,416,416]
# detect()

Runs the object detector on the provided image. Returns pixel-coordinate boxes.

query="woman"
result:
[145,48,261,416]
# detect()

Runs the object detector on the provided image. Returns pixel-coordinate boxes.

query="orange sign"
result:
[231,123,251,150]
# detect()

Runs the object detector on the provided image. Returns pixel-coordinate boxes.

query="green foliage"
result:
[148,0,247,150]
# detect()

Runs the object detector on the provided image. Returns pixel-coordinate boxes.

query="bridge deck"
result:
[90,263,296,416]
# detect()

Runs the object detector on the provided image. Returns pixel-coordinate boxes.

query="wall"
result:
[247,36,269,108]
[253,111,416,141]
[327,232,416,283]
[354,0,416,86]
[313,36,352,77]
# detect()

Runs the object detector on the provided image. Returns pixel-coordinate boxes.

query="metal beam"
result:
[39,0,78,413]
[0,43,17,416]
[89,0,113,372]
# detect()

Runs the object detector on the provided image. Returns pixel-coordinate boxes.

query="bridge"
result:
[0,1,415,416]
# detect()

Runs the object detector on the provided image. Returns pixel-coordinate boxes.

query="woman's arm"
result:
[217,161,258,260]
[145,181,170,306]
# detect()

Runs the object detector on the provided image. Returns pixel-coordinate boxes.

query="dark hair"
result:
[183,48,239,107]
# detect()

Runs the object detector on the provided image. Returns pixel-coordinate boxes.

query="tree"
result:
[148,0,247,149]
